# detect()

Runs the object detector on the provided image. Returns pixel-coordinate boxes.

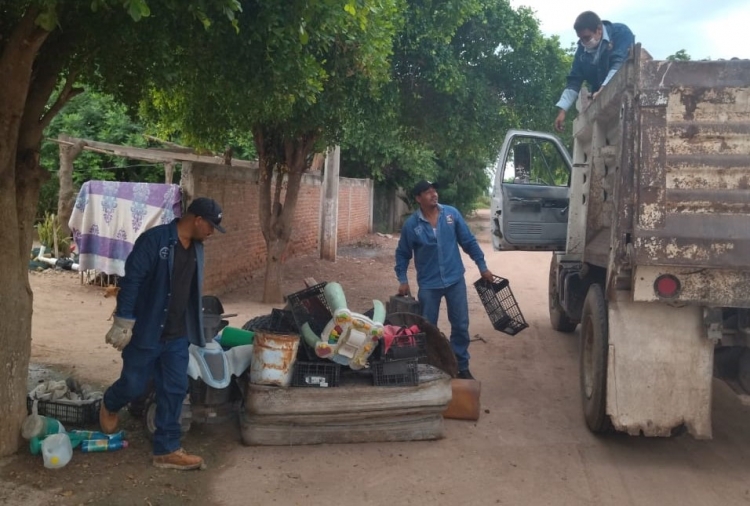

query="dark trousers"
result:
[418,278,471,371]
[103,336,189,455]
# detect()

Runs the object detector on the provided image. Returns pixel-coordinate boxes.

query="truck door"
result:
[490,130,573,251]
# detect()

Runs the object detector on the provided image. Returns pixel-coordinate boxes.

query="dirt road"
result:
[6,212,750,505]
[209,247,750,506]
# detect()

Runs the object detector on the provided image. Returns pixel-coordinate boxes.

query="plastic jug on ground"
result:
[41,433,73,469]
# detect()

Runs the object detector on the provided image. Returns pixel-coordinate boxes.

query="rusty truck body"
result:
[490,45,750,438]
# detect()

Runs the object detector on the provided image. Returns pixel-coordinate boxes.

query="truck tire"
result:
[580,283,611,433]
[549,255,578,333]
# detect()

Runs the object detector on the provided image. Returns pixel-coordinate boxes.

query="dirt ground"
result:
[0,217,457,506]
[6,210,750,505]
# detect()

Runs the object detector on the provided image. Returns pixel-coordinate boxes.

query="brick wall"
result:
[188,163,371,295]
[337,178,373,244]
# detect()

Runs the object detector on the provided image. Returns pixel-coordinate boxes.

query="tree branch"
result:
[39,70,84,131]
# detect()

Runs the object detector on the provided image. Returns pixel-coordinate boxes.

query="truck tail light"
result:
[654,274,681,299]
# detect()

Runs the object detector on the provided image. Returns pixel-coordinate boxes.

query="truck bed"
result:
[573,48,750,274]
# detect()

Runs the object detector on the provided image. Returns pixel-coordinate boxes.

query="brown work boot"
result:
[99,402,118,434]
[152,449,205,471]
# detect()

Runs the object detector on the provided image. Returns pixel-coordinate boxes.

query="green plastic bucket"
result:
[220,326,254,348]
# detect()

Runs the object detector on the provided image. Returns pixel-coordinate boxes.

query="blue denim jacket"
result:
[395,205,488,290]
[115,219,206,349]
[565,21,634,94]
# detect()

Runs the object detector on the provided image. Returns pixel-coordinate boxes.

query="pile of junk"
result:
[24,276,527,458]
[194,277,527,446]
[231,281,462,445]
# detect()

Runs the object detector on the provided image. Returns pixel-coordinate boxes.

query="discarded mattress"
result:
[241,365,452,446]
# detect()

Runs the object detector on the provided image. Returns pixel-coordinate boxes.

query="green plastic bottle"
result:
[80,439,129,452]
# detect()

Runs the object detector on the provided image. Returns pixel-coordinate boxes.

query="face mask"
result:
[582,37,600,50]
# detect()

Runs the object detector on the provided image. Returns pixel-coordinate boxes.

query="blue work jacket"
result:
[115,219,206,349]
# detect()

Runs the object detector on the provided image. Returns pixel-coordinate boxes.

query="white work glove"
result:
[105,316,136,351]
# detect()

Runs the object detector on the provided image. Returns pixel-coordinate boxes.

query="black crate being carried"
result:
[474,275,528,336]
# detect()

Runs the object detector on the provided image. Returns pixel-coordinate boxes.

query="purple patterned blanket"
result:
[69,181,182,276]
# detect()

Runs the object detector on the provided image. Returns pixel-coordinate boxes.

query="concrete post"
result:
[320,146,340,261]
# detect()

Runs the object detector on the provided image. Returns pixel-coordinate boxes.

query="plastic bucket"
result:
[249,332,300,387]
[21,414,64,440]
[220,326,254,348]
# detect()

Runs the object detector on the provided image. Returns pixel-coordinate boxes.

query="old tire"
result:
[242,313,274,332]
[549,255,578,333]
[580,284,611,433]
[143,392,192,440]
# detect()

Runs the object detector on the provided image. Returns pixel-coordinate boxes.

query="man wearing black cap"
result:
[395,181,494,380]
[100,197,225,470]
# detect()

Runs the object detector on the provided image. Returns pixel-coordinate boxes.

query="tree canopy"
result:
[340,0,571,215]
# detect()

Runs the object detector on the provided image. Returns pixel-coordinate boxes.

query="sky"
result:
[509,0,749,60]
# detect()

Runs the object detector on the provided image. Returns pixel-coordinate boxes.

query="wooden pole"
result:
[320,146,340,261]
[179,162,194,209]
[164,161,174,184]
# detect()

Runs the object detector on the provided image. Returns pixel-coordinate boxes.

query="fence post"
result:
[320,146,340,261]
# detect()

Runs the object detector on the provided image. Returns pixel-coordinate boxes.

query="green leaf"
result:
[344,3,356,16]
[35,8,58,31]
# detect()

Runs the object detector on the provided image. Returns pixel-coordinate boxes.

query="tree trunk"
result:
[0,10,53,458]
[57,136,86,243]
[254,128,318,304]
[262,239,287,302]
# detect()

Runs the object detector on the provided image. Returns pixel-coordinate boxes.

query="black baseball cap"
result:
[412,180,439,196]
[187,197,226,233]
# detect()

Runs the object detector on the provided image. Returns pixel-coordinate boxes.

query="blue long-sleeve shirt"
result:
[395,205,488,289]
[115,219,206,349]
[556,21,635,111]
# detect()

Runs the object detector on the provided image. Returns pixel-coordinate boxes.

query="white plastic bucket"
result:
[42,433,73,469]
[249,332,300,387]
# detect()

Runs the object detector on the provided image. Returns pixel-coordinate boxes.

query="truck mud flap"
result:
[606,292,713,438]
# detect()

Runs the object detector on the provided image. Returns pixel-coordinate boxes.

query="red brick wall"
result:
[337,178,373,244]
[189,163,371,295]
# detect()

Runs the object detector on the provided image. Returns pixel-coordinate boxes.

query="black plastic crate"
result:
[474,276,528,336]
[371,359,419,387]
[292,361,341,388]
[26,397,101,426]
[378,331,427,363]
[387,295,421,316]
[286,283,333,338]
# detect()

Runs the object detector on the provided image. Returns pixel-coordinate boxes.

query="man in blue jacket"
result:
[554,11,635,132]
[100,197,225,470]
[395,180,494,380]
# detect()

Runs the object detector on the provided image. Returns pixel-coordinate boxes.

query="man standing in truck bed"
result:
[554,11,635,132]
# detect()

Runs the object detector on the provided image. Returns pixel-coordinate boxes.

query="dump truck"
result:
[490,45,750,438]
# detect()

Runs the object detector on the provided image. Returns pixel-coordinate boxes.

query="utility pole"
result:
[320,146,340,261]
